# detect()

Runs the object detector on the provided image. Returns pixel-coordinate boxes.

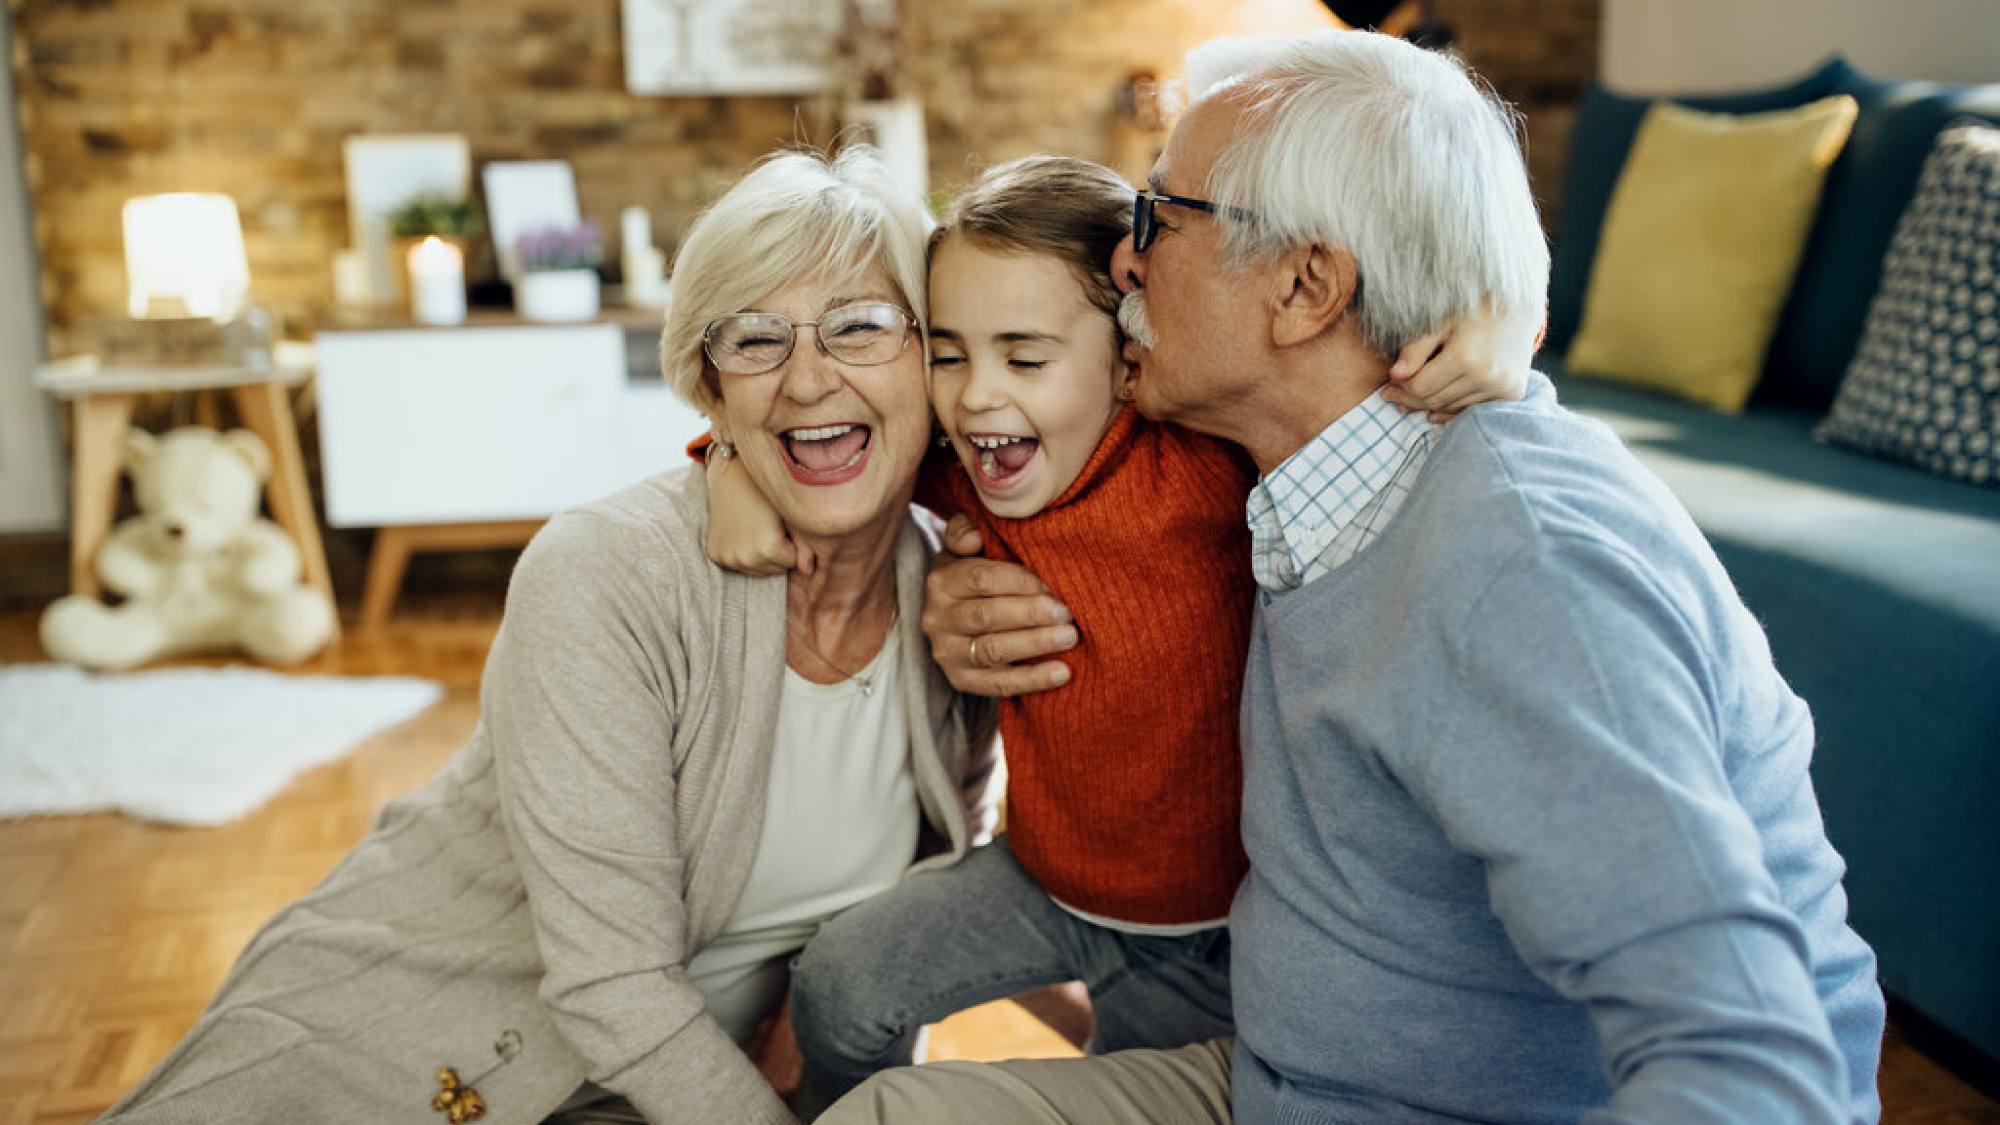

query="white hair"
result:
[1183,31,1548,358]
[662,145,934,413]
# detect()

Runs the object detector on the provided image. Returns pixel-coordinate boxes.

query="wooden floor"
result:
[1,595,1994,1123]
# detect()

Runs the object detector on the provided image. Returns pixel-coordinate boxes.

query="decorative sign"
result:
[621,0,842,96]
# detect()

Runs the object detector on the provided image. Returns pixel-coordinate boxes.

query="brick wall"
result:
[908,0,1599,217]
[1432,0,1600,230]
[9,0,1597,353]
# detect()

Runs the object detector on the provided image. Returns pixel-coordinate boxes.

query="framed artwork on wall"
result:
[621,0,842,95]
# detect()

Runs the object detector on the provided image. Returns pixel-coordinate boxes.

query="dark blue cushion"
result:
[1812,119,2000,484]
[1761,77,2000,410]
[1547,361,2000,1066]
[1544,58,1850,355]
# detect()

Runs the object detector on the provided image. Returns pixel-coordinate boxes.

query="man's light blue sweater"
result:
[1230,376,1885,1124]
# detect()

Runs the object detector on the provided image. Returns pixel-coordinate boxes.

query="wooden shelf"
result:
[320,303,667,333]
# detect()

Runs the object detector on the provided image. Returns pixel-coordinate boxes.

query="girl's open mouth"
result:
[782,423,872,485]
[967,433,1039,491]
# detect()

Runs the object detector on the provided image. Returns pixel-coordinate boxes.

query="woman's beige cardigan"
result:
[101,469,1001,1125]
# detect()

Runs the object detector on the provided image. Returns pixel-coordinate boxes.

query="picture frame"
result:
[621,0,841,96]
[342,134,472,305]
[481,160,583,284]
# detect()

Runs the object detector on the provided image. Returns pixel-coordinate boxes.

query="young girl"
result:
[700,154,1532,1096]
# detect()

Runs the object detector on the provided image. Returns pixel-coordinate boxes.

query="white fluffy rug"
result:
[0,663,443,826]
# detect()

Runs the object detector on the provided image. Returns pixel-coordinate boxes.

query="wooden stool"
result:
[35,356,337,626]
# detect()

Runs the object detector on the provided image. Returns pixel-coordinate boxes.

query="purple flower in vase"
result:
[516,221,603,273]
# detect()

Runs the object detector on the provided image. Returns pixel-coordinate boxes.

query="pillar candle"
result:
[621,206,652,263]
[408,236,466,326]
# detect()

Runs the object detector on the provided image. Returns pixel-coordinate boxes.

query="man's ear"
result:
[1270,242,1358,349]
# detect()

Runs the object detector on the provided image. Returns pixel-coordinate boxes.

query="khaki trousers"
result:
[815,1037,1235,1125]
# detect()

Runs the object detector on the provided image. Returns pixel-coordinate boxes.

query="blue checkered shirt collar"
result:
[1246,389,1438,594]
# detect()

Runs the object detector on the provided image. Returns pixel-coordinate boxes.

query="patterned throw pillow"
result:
[1818,121,2000,486]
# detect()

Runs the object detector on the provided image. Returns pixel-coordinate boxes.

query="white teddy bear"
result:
[40,426,337,671]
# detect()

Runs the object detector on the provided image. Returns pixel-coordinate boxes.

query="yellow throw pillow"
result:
[1567,95,1858,413]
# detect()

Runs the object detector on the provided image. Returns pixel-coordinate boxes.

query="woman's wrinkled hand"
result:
[922,515,1076,698]
[1383,303,1543,423]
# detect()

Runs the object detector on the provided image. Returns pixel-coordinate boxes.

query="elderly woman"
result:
[100,146,998,1125]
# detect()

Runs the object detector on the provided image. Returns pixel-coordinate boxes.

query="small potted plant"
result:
[514,222,603,323]
[388,195,482,303]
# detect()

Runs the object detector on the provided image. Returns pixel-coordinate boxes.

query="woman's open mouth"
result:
[782,423,872,485]
[967,433,1039,492]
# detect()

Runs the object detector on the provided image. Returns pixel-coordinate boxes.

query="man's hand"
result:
[922,515,1077,698]
[747,997,803,1098]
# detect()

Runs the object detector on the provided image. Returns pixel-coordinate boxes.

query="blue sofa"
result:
[1541,58,2000,1073]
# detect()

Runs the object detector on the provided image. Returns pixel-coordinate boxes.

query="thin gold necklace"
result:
[787,608,896,696]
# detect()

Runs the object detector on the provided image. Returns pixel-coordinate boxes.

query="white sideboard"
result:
[314,312,707,623]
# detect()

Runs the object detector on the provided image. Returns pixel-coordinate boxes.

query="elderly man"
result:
[820,28,1885,1125]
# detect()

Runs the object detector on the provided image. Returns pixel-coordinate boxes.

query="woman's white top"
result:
[685,623,919,1042]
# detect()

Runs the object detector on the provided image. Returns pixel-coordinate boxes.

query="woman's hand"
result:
[1383,304,1543,422]
[922,516,1077,698]
[705,450,818,577]
[747,996,803,1098]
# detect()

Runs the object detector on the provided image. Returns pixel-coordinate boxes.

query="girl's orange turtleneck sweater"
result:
[916,405,1255,925]
[698,406,1256,925]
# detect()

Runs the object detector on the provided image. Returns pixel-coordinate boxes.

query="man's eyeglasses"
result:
[1131,188,1255,253]
[702,302,915,376]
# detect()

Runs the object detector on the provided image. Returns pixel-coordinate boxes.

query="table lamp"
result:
[106,192,270,367]
[123,193,250,321]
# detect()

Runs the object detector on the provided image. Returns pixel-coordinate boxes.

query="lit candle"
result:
[408,236,466,326]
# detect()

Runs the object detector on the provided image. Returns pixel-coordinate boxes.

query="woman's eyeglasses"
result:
[702,302,915,376]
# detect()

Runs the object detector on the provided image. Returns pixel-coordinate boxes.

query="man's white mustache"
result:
[1118,290,1159,349]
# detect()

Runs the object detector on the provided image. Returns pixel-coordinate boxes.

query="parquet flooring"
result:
[0,593,1993,1122]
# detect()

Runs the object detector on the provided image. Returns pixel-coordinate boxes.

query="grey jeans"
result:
[790,836,1236,1102]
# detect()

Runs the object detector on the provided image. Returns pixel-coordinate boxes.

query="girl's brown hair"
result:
[932,155,1134,318]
